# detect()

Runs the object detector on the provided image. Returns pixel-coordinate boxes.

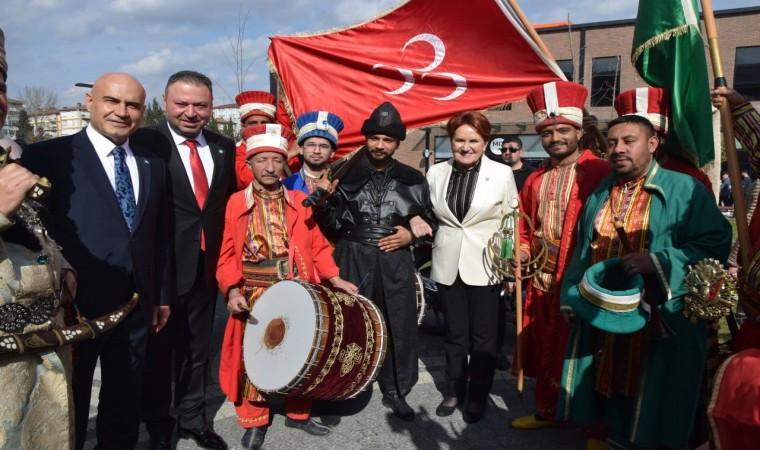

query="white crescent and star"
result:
[371,33,467,101]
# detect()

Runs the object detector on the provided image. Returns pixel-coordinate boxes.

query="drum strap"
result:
[242,258,289,288]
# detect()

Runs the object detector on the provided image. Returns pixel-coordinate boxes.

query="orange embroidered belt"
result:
[242,258,289,288]
[534,236,560,273]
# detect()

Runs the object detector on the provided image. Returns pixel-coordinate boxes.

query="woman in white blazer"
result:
[426,111,518,423]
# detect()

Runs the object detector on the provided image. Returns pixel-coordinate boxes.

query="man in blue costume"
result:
[282,111,343,195]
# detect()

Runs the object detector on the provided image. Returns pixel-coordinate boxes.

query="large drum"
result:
[243,280,387,400]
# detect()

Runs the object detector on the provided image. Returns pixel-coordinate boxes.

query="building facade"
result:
[1,98,23,139]
[212,103,241,138]
[57,104,89,136]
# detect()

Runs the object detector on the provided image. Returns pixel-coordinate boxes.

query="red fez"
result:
[527,81,587,132]
[242,124,292,159]
[236,91,276,123]
[614,87,671,135]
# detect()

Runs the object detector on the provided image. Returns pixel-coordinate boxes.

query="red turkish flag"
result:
[268,0,564,157]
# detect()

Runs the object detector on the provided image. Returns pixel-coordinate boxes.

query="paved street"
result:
[85,300,585,449]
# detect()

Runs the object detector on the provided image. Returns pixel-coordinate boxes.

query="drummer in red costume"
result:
[510,81,610,450]
[233,91,277,189]
[216,123,356,450]
[614,87,714,197]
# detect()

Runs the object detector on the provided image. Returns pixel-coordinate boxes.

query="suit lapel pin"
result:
[143,159,150,164]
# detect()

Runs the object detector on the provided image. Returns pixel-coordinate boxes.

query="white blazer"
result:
[426,157,518,286]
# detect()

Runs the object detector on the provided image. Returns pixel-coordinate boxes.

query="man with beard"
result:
[510,81,610,450]
[557,114,731,449]
[314,102,436,421]
[613,87,713,196]
[283,110,344,195]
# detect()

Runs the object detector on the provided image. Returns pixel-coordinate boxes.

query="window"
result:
[734,46,760,101]
[591,56,621,107]
[556,59,574,82]
[434,136,452,162]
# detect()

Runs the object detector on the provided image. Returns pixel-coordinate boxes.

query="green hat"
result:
[568,257,649,334]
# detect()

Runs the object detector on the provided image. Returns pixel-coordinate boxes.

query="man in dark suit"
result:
[22,72,171,450]
[133,70,235,450]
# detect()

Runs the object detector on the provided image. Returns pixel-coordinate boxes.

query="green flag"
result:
[632,0,714,167]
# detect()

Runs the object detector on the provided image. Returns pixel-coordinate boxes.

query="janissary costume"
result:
[216,125,340,429]
[516,82,610,420]
[730,99,760,349]
[558,162,731,449]
[0,196,137,450]
[314,102,436,415]
[233,91,277,190]
[0,199,74,449]
[708,97,760,450]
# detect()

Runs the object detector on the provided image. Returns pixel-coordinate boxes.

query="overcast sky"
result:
[2,0,756,107]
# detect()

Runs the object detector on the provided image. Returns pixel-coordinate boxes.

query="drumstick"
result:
[236,295,251,312]
[356,272,371,291]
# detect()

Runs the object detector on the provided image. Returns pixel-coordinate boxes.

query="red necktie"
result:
[186,139,209,250]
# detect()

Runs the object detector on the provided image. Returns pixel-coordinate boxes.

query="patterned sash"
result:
[590,176,652,397]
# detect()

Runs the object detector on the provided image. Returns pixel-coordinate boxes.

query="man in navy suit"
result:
[22,72,170,450]
[132,71,235,450]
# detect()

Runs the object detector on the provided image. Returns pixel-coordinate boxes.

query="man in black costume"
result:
[315,102,436,421]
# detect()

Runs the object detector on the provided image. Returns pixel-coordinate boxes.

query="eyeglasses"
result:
[502,147,522,153]
[304,142,332,151]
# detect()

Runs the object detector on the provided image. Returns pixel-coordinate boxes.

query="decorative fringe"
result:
[631,24,692,65]
[265,59,295,126]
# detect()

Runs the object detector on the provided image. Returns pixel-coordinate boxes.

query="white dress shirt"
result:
[167,126,214,192]
[86,125,140,201]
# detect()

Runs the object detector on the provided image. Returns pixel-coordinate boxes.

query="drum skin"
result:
[243,280,387,400]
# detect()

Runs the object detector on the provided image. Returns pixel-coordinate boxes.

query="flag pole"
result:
[699,6,745,450]
[504,0,608,153]
[700,0,750,270]
[513,206,524,399]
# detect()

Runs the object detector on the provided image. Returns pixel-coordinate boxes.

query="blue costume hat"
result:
[296,111,344,149]
[568,257,649,334]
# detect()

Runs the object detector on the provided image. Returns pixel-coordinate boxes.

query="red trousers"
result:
[516,285,570,417]
[710,348,760,450]
[235,397,311,428]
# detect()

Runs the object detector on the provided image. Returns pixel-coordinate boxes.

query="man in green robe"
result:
[556,114,731,449]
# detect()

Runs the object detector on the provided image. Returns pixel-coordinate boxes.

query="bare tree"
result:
[225,5,257,94]
[20,86,58,142]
